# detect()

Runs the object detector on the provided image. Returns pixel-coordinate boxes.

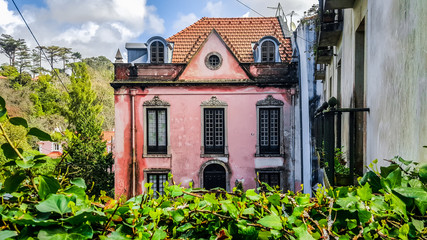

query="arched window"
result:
[261,40,275,62]
[150,41,164,63]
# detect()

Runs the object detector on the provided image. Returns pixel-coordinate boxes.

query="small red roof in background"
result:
[103,131,114,142]
[0,76,7,79]
[167,17,292,64]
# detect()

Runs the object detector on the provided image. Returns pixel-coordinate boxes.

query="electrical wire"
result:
[235,0,266,17]
[11,0,69,93]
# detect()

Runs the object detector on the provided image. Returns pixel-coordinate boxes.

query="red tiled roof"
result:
[167,17,292,63]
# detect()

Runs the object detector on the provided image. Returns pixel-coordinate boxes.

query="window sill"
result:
[200,154,229,158]
[255,154,284,158]
[143,154,171,158]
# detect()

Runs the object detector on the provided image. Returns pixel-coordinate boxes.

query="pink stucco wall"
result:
[114,30,294,198]
[114,86,293,197]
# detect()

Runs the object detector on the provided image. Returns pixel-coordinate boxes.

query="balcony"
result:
[318,10,343,47]
[316,47,333,64]
[323,0,355,10]
[314,64,326,80]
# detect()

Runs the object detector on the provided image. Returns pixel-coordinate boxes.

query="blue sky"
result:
[0,0,317,63]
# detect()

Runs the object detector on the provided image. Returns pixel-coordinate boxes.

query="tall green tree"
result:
[62,62,113,196]
[0,34,25,66]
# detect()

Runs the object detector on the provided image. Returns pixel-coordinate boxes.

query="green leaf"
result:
[386,168,402,189]
[359,171,381,193]
[389,193,408,220]
[170,185,183,197]
[36,194,72,215]
[39,175,60,200]
[358,210,372,224]
[69,224,93,239]
[293,224,315,240]
[38,227,87,240]
[267,194,281,206]
[171,209,184,222]
[295,194,311,206]
[63,211,107,225]
[380,164,399,178]
[1,143,19,159]
[415,199,427,215]
[357,183,372,201]
[346,218,358,230]
[0,108,7,122]
[177,223,193,232]
[0,96,5,110]
[257,214,282,230]
[204,193,219,205]
[419,164,427,183]
[3,170,26,192]
[336,195,359,210]
[27,127,52,141]
[393,187,427,200]
[71,177,87,189]
[396,156,412,166]
[242,207,255,215]
[152,229,167,240]
[9,117,28,128]
[246,189,260,201]
[411,217,424,232]
[0,230,18,240]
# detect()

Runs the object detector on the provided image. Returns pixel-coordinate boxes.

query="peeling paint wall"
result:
[323,0,427,167]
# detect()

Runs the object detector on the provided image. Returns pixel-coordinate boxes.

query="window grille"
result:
[150,41,164,63]
[148,173,167,197]
[147,109,167,153]
[261,40,275,62]
[204,108,224,154]
[259,108,280,154]
[259,172,280,188]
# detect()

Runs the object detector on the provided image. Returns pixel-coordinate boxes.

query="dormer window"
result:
[150,41,164,63]
[261,40,275,62]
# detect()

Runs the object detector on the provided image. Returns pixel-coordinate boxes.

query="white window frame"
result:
[200,96,228,158]
[143,96,171,158]
[256,95,284,157]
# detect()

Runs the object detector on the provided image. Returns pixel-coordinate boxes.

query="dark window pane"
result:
[261,41,275,62]
[150,41,165,63]
[204,108,224,154]
[259,108,280,154]
[259,172,280,188]
[147,108,167,153]
[148,173,168,197]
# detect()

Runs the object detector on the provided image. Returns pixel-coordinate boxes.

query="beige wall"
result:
[323,0,427,166]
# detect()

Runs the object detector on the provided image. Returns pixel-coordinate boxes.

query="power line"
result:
[11,0,69,93]
[235,0,265,17]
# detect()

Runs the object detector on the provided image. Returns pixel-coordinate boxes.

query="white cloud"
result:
[54,22,99,44]
[203,1,223,17]
[0,0,24,34]
[172,13,198,34]
[0,0,164,63]
[241,12,250,17]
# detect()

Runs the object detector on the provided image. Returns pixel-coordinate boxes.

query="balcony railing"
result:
[323,0,355,10]
[315,47,333,64]
[314,64,326,80]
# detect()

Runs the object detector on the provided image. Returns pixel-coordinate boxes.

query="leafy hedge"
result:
[1,96,426,239]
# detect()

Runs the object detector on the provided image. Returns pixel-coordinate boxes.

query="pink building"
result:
[112,17,298,198]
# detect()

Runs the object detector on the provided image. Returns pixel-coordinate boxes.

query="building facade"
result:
[112,17,299,198]
[315,0,426,184]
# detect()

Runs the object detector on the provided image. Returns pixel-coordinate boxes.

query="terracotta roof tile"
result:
[167,17,292,63]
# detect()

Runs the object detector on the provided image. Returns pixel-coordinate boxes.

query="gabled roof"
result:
[167,17,292,63]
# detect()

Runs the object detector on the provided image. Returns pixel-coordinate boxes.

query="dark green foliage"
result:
[60,63,113,197]
[1,103,425,239]
[29,74,64,116]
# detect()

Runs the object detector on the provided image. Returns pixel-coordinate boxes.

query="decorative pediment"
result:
[143,96,170,106]
[256,95,284,106]
[201,96,228,106]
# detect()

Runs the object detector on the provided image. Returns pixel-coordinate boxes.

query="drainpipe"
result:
[293,30,312,196]
[290,88,296,192]
[130,89,137,197]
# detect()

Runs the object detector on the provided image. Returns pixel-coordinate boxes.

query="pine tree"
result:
[62,62,113,196]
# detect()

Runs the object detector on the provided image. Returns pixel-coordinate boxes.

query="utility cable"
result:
[235,0,265,17]
[11,0,69,93]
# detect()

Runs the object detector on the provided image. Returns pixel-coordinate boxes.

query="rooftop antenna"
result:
[268,3,288,24]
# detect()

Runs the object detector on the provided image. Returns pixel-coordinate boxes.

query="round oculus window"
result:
[205,52,222,70]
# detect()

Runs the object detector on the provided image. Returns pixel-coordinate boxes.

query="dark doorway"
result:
[203,164,226,190]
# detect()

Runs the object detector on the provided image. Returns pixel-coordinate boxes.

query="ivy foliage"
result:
[1,96,426,239]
